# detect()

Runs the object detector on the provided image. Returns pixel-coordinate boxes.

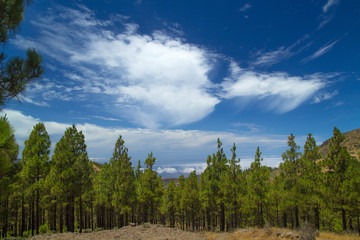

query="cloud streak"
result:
[322,0,340,13]
[302,40,339,62]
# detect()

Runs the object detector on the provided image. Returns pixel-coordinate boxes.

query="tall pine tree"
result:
[20,122,50,235]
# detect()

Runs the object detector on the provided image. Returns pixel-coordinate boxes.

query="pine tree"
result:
[20,122,51,235]
[139,152,164,223]
[200,139,228,231]
[111,136,136,227]
[183,171,201,230]
[323,127,353,231]
[47,125,88,232]
[280,133,302,228]
[162,179,176,228]
[0,116,19,237]
[0,0,43,107]
[94,162,114,229]
[247,146,270,227]
[220,143,243,229]
[299,133,322,229]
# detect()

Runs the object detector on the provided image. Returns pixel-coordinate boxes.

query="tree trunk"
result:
[90,200,94,231]
[53,201,57,231]
[260,202,264,227]
[120,213,124,228]
[314,204,320,230]
[15,200,18,236]
[31,196,35,235]
[342,207,347,231]
[79,195,83,233]
[357,213,359,236]
[21,195,25,236]
[295,206,299,228]
[36,188,40,234]
[283,211,287,228]
[125,212,129,226]
[60,204,63,233]
[234,200,238,228]
[220,202,225,231]
[206,208,211,230]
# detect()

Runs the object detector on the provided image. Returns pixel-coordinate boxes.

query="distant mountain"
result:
[319,128,360,161]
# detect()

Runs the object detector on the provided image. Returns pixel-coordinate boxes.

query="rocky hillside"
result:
[319,128,360,160]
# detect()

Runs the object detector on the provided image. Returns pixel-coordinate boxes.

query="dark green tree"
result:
[111,136,136,227]
[247,146,270,227]
[138,152,164,223]
[0,0,43,106]
[47,125,88,232]
[323,127,353,231]
[162,179,176,228]
[0,116,19,237]
[280,133,302,228]
[183,171,201,230]
[298,133,322,229]
[20,122,50,235]
[220,143,243,229]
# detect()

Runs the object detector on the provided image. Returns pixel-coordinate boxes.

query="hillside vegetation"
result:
[319,128,360,160]
[1,117,360,239]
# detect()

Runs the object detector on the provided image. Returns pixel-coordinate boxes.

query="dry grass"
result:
[204,227,360,240]
[318,231,360,240]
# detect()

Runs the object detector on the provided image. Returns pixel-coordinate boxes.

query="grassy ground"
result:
[204,227,360,240]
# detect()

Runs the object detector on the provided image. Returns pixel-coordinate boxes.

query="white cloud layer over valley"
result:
[4,109,286,175]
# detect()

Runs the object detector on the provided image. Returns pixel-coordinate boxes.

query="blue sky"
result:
[2,0,360,177]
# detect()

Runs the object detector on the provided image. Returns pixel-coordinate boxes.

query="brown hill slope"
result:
[319,128,360,160]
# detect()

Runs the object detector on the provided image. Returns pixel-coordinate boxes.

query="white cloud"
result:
[322,0,340,13]
[312,90,338,103]
[303,40,339,62]
[2,109,289,168]
[221,62,326,113]
[13,6,219,128]
[12,5,331,128]
[239,4,251,12]
[156,167,178,174]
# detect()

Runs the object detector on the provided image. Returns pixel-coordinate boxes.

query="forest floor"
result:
[27,224,360,240]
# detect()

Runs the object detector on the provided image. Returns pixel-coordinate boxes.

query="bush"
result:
[39,223,49,234]
[22,231,29,237]
[143,222,151,228]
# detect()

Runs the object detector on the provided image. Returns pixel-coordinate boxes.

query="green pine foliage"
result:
[0,116,18,238]
[0,0,43,107]
[19,122,50,235]
[247,146,270,227]
[1,121,360,237]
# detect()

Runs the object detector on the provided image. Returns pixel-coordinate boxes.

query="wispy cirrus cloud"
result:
[312,90,338,103]
[252,35,311,67]
[302,39,339,62]
[322,0,340,13]
[318,0,341,29]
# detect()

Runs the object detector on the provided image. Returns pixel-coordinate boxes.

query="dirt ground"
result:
[29,224,360,240]
[30,224,208,240]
